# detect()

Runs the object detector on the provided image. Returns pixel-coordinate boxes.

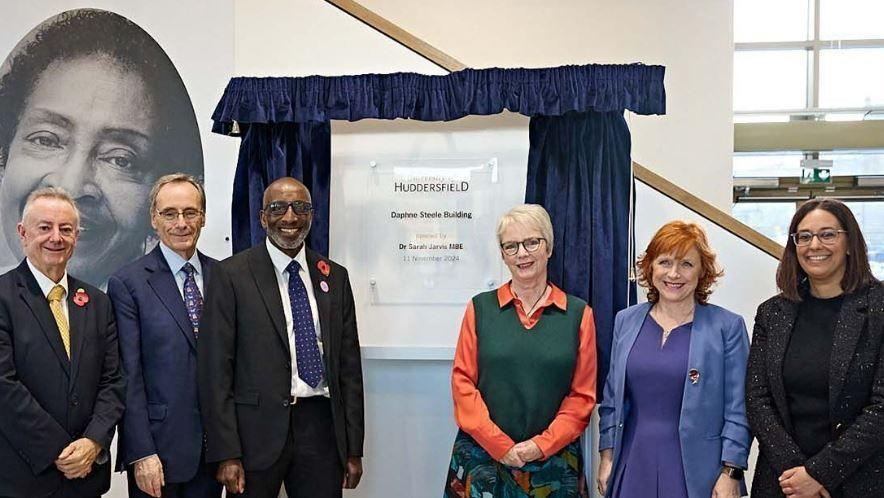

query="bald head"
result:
[263,177,311,207]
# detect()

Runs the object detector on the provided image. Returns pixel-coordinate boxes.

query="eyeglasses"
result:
[500,237,546,256]
[790,229,847,247]
[263,200,314,217]
[156,208,203,222]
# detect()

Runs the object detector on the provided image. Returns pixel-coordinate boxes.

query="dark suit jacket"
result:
[198,243,364,472]
[746,282,884,497]
[108,245,216,482]
[0,260,124,497]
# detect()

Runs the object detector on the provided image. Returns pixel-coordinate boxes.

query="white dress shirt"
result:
[27,258,69,322]
[265,238,329,398]
[159,243,204,297]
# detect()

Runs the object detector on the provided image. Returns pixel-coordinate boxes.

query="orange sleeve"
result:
[530,304,598,457]
[451,300,516,461]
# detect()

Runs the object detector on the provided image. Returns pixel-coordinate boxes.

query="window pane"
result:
[734,50,808,111]
[820,0,884,40]
[843,202,884,280]
[819,150,884,175]
[735,0,810,42]
[732,202,796,245]
[734,153,804,177]
[819,48,884,108]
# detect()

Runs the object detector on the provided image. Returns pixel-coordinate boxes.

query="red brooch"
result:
[73,288,89,307]
[317,260,330,277]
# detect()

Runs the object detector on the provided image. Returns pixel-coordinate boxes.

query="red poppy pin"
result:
[73,288,89,307]
[688,368,700,385]
[317,260,330,277]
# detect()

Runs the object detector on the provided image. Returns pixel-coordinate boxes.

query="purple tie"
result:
[182,263,202,339]
[285,261,323,388]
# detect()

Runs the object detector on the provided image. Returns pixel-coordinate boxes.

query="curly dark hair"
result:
[0,8,202,177]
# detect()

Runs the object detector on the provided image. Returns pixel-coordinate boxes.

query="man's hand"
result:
[55,438,101,479]
[133,455,165,497]
[513,440,543,463]
[597,449,613,496]
[342,456,363,489]
[216,458,245,494]
[500,446,525,468]
[711,472,740,498]
[779,466,826,498]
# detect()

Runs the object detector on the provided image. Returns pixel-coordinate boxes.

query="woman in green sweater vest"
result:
[444,204,598,497]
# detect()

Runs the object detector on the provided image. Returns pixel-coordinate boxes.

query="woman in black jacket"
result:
[746,198,884,498]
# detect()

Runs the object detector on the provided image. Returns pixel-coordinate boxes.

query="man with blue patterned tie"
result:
[198,177,364,498]
[108,174,220,498]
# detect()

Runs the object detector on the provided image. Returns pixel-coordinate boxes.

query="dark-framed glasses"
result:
[790,229,847,247]
[500,237,546,256]
[264,200,313,217]
[156,208,203,222]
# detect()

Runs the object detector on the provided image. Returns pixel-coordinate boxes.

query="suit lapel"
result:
[829,289,868,408]
[306,249,332,363]
[67,277,89,390]
[250,244,290,351]
[768,297,798,431]
[15,262,71,376]
[146,247,197,351]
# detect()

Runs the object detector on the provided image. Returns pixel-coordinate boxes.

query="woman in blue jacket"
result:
[597,221,751,498]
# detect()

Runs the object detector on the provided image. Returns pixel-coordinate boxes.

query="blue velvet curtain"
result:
[525,111,637,397]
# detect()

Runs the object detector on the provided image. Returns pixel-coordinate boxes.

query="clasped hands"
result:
[54,438,101,479]
[778,466,831,498]
[500,440,543,468]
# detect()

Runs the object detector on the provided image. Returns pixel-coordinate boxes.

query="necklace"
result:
[516,284,549,317]
[652,304,694,347]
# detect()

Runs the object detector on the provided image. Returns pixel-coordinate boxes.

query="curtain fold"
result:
[525,111,636,398]
[211,64,665,133]
[230,122,331,256]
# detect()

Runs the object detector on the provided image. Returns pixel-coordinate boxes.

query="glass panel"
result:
[733,153,804,177]
[734,50,808,111]
[820,0,884,40]
[819,48,884,108]
[843,201,884,280]
[732,202,797,246]
[734,0,810,42]
[819,150,884,175]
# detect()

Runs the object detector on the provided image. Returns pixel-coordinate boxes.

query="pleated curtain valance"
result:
[211,63,665,133]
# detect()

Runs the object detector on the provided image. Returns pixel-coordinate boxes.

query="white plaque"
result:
[364,158,504,303]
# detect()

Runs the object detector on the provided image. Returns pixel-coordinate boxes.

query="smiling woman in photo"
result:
[0,8,202,287]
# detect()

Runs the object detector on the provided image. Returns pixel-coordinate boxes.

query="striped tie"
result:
[48,285,70,358]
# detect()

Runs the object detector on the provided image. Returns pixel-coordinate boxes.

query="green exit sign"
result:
[801,168,832,184]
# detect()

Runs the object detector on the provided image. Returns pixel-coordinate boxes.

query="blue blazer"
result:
[598,302,751,498]
[107,245,215,483]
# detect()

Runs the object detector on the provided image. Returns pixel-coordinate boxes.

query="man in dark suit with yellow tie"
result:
[198,177,364,498]
[0,187,124,497]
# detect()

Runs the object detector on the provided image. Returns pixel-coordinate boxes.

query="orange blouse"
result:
[451,282,598,460]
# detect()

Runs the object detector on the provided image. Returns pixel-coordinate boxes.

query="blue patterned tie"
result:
[182,263,202,339]
[285,261,323,388]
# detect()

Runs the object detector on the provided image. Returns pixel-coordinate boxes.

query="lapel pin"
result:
[320,281,329,293]
[73,288,89,307]
[688,368,700,385]
[317,260,330,277]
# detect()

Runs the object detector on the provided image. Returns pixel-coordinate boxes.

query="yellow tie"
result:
[48,285,70,359]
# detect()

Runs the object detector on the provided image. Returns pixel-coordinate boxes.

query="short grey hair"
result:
[21,187,80,227]
[496,204,554,254]
[148,173,206,215]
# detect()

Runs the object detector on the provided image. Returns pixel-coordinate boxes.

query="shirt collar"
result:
[159,242,202,276]
[497,280,567,311]
[265,238,308,275]
[26,258,69,299]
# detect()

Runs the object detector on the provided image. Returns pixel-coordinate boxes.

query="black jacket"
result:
[746,282,884,497]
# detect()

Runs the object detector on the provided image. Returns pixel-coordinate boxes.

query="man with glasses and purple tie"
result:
[107,174,220,498]
[198,177,364,498]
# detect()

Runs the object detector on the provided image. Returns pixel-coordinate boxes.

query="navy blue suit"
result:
[107,245,217,491]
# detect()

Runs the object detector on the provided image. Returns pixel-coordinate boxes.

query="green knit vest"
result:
[474,289,585,443]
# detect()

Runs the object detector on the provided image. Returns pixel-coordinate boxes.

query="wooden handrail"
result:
[634,163,783,258]
[324,0,784,261]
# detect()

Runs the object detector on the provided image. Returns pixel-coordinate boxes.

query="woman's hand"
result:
[711,473,740,498]
[597,448,613,496]
[500,446,525,468]
[513,440,543,463]
[779,466,828,498]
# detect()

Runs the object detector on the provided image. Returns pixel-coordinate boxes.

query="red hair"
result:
[636,221,723,304]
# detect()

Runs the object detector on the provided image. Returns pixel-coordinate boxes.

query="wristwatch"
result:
[720,464,744,480]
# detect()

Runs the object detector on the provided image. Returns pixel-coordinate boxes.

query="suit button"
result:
[282,400,290,407]
[71,395,80,406]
